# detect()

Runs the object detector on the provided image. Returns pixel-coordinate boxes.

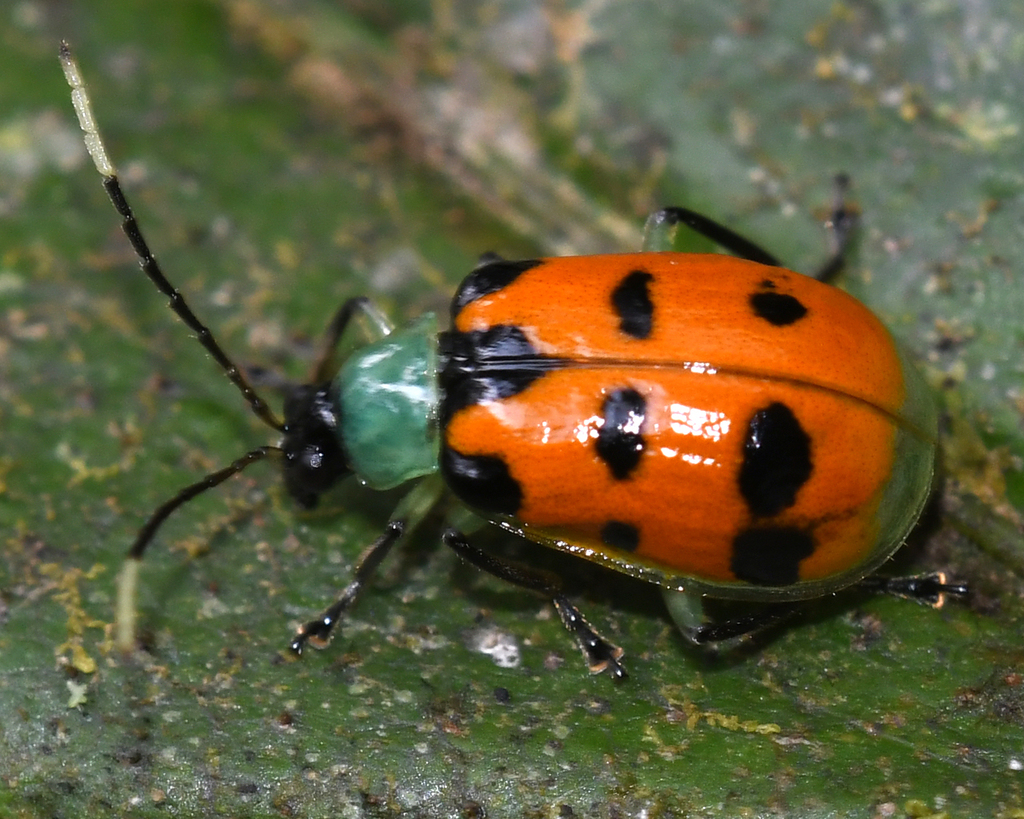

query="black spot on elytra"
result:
[450,259,543,320]
[438,325,561,426]
[750,290,807,326]
[596,389,646,480]
[611,270,654,339]
[601,521,640,553]
[738,403,812,517]
[731,526,815,586]
[441,448,522,515]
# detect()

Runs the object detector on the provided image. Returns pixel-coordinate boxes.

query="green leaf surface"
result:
[2,1,1023,816]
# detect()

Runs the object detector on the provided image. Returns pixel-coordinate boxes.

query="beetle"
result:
[61,42,965,680]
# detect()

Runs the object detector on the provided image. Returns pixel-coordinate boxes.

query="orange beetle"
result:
[62,43,963,680]
[443,248,934,595]
[434,204,956,677]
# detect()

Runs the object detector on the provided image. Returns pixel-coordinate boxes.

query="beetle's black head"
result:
[280,383,350,509]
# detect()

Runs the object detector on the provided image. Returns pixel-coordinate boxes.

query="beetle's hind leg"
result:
[663,589,801,649]
[441,529,627,681]
[855,572,969,608]
[663,569,969,655]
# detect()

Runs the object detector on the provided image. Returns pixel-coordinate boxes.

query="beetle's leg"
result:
[664,570,968,655]
[662,589,800,648]
[642,206,781,264]
[683,607,800,645]
[311,296,395,384]
[242,297,394,394]
[289,521,404,653]
[855,572,969,609]
[811,173,857,283]
[642,175,856,283]
[441,529,627,681]
[290,475,443,654]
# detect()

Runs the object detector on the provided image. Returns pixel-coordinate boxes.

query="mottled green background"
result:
[2,1,1023,816]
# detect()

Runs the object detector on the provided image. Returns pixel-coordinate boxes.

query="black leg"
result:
[674,569,968,650]
[289,474,444,654]
[682,604,802,646]
[239,297,395,395]
[311,296,393,384]
[290,520,406,653]
[643,206,782,266]
[810,173,857,283]
[441,529,627,680]
[855,572,969,608]
[642,174,857,283]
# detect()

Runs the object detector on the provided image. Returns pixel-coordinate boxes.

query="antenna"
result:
[59,41,284,432]
[60,41,285,650]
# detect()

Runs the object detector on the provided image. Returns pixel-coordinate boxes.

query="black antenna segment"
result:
[59,41,284,433]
